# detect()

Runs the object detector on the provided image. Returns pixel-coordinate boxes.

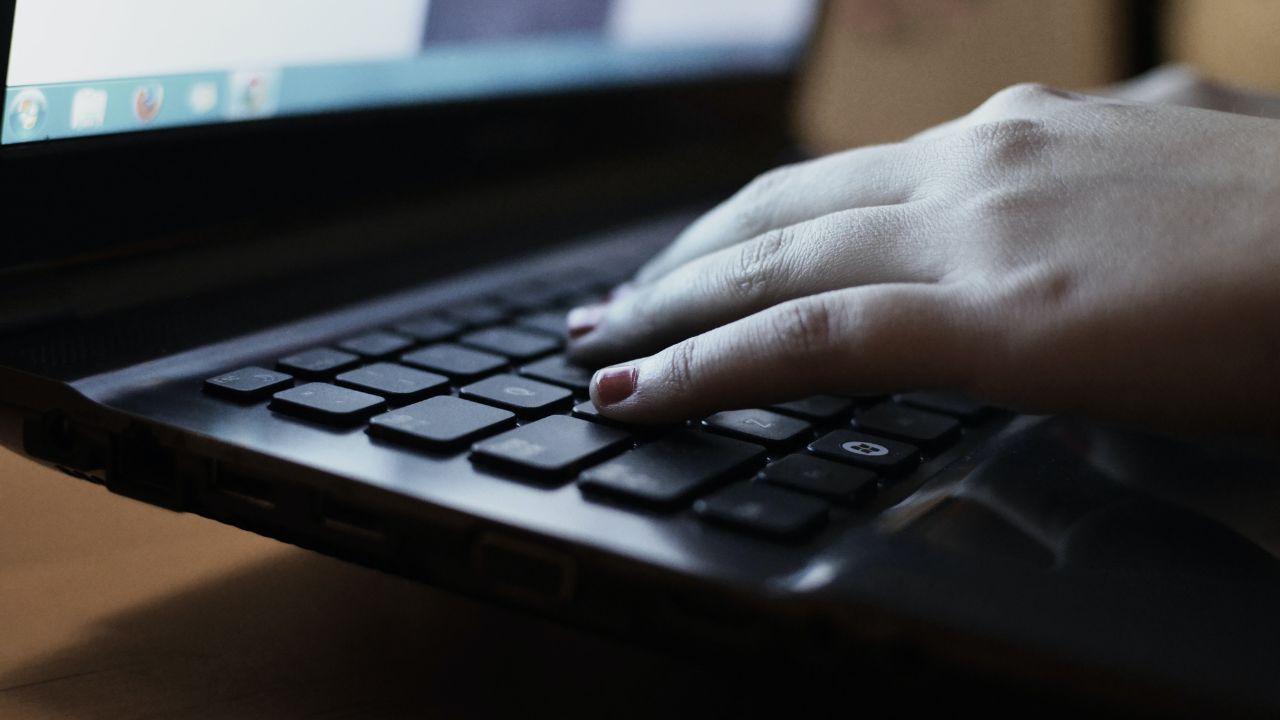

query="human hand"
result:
[567,83,1280,437]
[1099,63,1280,120]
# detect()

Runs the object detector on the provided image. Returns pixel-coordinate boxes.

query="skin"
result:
[567,66,1280,438]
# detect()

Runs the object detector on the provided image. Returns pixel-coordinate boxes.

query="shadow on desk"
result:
[3,550,738,719]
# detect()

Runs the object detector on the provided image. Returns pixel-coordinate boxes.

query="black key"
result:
[460,326,561,361]
[338,331,415,359]
[759,454,877,505]
[445,302,508,328]
[561,291,605,308]
[394,317,463,344]
[703,409,812,449]
[401,343,507,382]
[521,355,594,393]
[694,483,829,540]
[809,430,920,475]
[895,392,991,422]
[370,396,515,450]
[511,281,575,309]
[270,383,385,425]
[204,367,293,401]
[572,400,624,426]
[490,282,560,312]
[854,403,962,452]
[460,374,573,417]
[335,362,449,404]
[572,401,676,436]
[770,395,855,422]
[579,432,766,510]
[471,415,632,480]
[514,310,569,337]
[277,348,360,380]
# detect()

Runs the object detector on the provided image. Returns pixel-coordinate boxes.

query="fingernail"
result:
[593,366,638,406]
[567,303,609,339]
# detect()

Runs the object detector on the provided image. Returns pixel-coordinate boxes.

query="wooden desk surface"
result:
[0,448,721,719]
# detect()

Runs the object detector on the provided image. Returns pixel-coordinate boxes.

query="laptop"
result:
[2,2,1278,715]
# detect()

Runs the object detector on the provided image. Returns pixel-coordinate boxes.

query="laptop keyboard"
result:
[202,272,998,542]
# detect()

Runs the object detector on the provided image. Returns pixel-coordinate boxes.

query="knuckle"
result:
[1160,64,1214,94]
[963,118,1056,165]
[982,82,1072,111]
[992,264,1080,314]
[660,339,700,397]
[728,227,791,303]
[772,297,836,362]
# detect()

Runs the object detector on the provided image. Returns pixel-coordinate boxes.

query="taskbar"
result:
[2,41,799,146]
[3,69,278,145]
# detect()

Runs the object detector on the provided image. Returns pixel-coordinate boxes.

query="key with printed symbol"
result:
[270,383,386,425]
[694,482,829,540]
[808,430,920,475]
[277,348,360,380]
[335,363,449,405]
[370,396,516,450]
[460,374,573,417]
[204,367,293,401]
[702,409,811,449]
[758,454,877,505]
[579,432,766,510]
[471,415,632,480]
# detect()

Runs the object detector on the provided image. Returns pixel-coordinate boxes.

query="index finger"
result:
[632,141,931,286]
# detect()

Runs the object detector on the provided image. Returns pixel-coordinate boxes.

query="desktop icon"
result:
[70,88,108,131]
[133,84,165,123]
[7,89,48,138]
[228,71,279,119]
[188,82,218,116]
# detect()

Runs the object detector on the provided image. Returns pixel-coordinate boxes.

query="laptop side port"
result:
[108,425,186,510]
[318,495,390,545]
[24,410,106,473]
[474,533,577,609]
[208,468,276,510]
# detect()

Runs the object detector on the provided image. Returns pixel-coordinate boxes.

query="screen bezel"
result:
[0,2,812,274]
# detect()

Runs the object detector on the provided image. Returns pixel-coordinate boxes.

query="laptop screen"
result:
[2,0,819,146]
